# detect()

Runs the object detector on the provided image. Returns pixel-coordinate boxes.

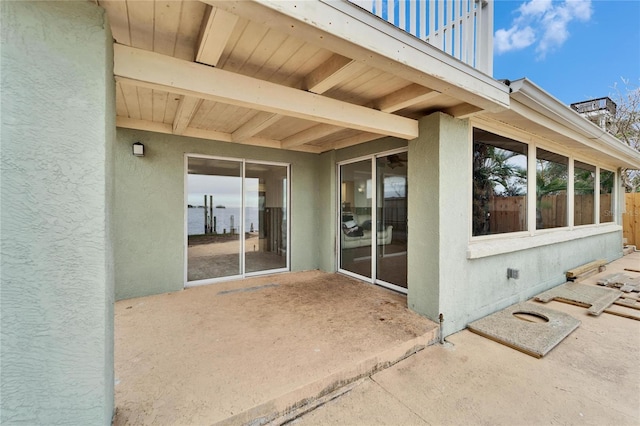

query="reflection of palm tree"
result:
[536,160,567,228]
[473,144,526,235]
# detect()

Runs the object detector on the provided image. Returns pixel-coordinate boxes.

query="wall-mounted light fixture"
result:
[132,142,145,157]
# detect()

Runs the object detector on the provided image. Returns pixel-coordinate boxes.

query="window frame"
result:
[469,124,618,245]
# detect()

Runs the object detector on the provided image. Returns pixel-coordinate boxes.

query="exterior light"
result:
[132,142,144,156]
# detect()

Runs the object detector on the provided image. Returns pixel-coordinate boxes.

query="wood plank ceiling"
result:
[101,0,496,153]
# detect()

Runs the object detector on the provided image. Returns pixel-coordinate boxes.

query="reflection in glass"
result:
[245,163,288,273]
[473,129,528,236]
[536,148,568,229]
[376,153,407,288]
[600,169,614,223]
[187,158,242,281]
[340,160,372,278]
[574,161,596,226]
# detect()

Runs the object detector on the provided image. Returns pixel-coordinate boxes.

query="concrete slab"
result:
[113,271,438,425]
[535,281,622,315]
[467,302,581,358]
[296,301,640,426]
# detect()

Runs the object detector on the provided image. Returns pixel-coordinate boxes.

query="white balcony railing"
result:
[349,0,493,75]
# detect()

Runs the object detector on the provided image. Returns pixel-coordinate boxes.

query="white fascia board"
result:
[509,78,640,169]
[209,0,510,113]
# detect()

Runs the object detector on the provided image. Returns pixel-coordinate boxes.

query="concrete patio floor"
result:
[295,251,640,425]
[113,271,438,425]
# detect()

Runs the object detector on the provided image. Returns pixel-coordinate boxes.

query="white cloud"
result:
[494,0,592,58]
[495,26,536,54]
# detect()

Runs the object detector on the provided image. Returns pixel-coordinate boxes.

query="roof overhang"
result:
[478,78,640,170]
[103,0,510,153]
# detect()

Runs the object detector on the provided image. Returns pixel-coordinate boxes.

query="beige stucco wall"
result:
[1,2,115,423]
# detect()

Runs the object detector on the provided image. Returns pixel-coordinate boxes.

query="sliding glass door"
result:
[339,150,408,292]
[186,156,288,285]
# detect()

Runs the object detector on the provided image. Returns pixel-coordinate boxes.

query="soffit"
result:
[102,0,509,153]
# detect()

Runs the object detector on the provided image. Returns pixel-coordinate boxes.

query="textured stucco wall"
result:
[0,2,114,424]
[114,128,321,300]
[408,113,623,336]
[407,114,442,322]
[316,150,337,272]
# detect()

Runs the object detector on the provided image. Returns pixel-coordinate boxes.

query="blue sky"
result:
[493,0,640,105]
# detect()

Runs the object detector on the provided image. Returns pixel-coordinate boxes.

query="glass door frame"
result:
[336,147,408,294]
[184,153,291,288]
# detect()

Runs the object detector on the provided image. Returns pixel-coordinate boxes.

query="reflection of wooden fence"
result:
[624,193,640,246]
[489,196,526,233]
[489,194,614,231]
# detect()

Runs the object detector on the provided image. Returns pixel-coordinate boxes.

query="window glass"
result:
[574,161,596,226]
[536,149,568,229]
[600,169,615,223]
[473,129,528,236]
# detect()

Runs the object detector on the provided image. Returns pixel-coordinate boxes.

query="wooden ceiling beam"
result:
[443,103,483,118]
[304,54,362,94]
[208,0,510,112]
[195,6,238,66]
[281,124,342,149]
[116,116,323,153]
[375,84,440,113]
[114,44,418,140]
[172,95,203,135]
[232,112,283,142]
[327,132,384,151]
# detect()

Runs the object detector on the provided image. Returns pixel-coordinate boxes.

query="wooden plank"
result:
[119,83,141,120]
[232,112,283,141]
[153,1,181,56]
[304,54,361,94]
[623,193,639,246]
[137,87,153,122]
[126,0,154,50]
[613,300,640,311]
[163,93,181,125]
[115,82,129,117]
[240,29,290,79]
[375,84,439,113]
[174,1,207,61]
[443,103,483,118]
[566,259,607,278]
[196,7,239,66]
[114,45,419,140]
[100,0,131,46]
[281,124,342,149]
[152,90,168,123]
[603,309,640,321]
[173,95,203,135]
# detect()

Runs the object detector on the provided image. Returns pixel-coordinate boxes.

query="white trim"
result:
[374,279,408,295]
[508,78,640,169]
[184,153,291,287]
[467,224,622,259]
[336,147,409,290]
[568,155,575,228]
[595,166,601,225]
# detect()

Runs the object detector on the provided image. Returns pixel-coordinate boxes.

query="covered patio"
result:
[113,271,438,425]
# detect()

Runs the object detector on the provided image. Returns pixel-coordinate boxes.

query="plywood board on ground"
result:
[467,302,580,358]
[535,282,621,315]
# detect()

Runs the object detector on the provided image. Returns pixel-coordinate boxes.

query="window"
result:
[473,129,528,236]
[600,169,615,223]
[536,149,568,229]
[574,161,596,226]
